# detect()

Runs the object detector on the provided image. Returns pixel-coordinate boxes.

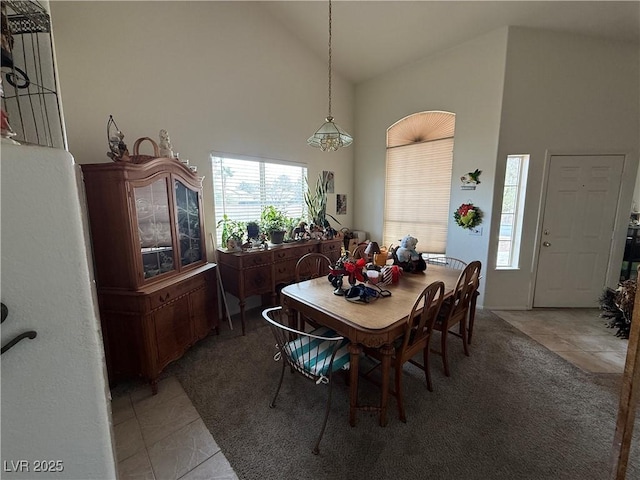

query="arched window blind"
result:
[383,111,455,252]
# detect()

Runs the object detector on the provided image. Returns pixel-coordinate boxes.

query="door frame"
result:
[528,149,635,308]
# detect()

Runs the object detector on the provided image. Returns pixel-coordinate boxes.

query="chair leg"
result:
[468,292,478,344]
[441,328,450,377]
[423,345,433,392]
[394,362,406,423]
[270,360,286,408]
[461,320,470,357]
[313,373,335,455]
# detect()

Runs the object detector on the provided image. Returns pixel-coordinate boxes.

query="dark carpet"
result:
[165,308,639,480]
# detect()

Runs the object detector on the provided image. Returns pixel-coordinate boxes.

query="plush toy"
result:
[395,235,420,263]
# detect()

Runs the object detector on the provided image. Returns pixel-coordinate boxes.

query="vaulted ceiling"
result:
[260,1,640,84]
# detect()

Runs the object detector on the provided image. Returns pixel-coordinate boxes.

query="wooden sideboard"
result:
[217,238,342,334]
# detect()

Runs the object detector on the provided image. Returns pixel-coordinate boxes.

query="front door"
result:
[533,155,624,307]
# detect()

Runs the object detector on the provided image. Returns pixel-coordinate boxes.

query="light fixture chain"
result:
[327,0,332,118]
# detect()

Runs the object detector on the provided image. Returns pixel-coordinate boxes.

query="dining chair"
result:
[426,256,480,345]
[350,243,369,262]
[363,281,445,422]
[294,253,333,330]
[262,306,350,454]
[432,260,482,376]
[295,252,332,282]
[425,256,467,270]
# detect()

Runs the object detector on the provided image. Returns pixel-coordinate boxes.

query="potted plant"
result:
[260,205,288,244]
[216,214,246,251]
[304,174,340,231]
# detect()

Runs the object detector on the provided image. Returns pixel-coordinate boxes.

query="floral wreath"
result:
[454,202,483,229]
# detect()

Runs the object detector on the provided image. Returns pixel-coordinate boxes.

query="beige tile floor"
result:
[111,376,238,480]
[491,308,628,374]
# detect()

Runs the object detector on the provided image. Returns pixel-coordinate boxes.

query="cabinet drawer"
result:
[274,259,297,283]
[294,244,319,258]
[320,240,342,260]
[148,275,205,310]
[242,265,272,296]
[273,248,298,262]
[240,252,273,268]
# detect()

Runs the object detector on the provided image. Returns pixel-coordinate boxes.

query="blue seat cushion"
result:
[286,326,350,378]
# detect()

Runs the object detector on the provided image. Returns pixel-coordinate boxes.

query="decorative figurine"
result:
[159,129,174,158]
[106,115,130,161]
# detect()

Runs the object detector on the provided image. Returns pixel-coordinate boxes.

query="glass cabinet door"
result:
[175,179,203,267]
[134,179,175,279]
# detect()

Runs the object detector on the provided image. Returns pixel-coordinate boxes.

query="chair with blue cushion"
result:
[262,306,350,454]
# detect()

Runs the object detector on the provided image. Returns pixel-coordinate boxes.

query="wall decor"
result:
[323,170,335,193]
[336,194,347,215]
[460,169,482,190]
[453,202,483,229]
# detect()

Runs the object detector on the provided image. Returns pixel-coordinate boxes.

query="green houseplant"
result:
[260,205,288,244]
[304,174,340,230]
[217,214,246,250]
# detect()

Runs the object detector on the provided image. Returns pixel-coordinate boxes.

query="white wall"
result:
[1,143,116,480]
[49,1,356,260]
[354,28,510,305]
[486,27,640,309]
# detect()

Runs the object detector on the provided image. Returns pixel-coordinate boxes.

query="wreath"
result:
[454,202,483,229]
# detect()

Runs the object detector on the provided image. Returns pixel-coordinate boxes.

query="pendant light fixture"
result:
[307,0,353,151]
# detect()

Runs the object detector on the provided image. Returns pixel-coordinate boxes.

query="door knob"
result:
[543,241,551,247]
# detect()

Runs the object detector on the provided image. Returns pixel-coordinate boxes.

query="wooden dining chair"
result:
[363,281,445,422]
[425,256,467,270]
[262,306,350,454]
[295,252,332,282]
[350,243,369,262]
[426,256,481,345]
[294,253,333,330]
[432,260,481,376]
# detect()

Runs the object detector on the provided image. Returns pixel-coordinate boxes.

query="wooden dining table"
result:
[280,264,461,427]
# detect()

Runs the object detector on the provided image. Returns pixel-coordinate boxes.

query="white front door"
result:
[533,154,624,307]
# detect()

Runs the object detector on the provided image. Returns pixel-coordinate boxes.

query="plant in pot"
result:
[304,174,340,233]
[284,216,301,242]
[260,205,288,245]
[216,214,246,251]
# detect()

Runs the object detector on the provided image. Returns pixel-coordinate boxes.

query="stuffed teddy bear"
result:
[395,235,420,263]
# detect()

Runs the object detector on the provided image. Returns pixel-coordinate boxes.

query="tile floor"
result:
[111,376,238,480]
[491,308,628,374]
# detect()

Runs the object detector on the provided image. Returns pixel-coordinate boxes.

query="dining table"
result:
[279,264,461,427]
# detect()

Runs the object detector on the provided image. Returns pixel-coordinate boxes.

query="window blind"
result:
[383,138,453,252]
[212,154,307,244]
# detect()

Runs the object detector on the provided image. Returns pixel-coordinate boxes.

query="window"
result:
[496,154,529,269]
[383,111,455,253]
[211,153,307,244]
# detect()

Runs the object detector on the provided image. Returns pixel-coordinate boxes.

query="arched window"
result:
[383,111,455,253]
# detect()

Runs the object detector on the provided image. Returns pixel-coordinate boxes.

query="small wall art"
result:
[323,170,335,193]
[336,194,347,215]
[460,169,482,190]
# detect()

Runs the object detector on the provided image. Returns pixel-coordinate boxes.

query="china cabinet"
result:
[81,157,218,393]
